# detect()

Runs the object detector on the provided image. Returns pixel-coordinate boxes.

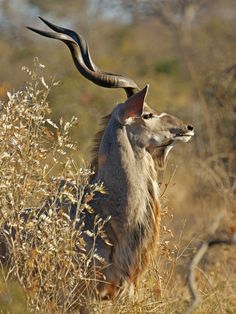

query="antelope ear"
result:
[118,85,149,125]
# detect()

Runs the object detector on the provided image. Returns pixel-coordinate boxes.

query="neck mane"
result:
[90,114,111,178]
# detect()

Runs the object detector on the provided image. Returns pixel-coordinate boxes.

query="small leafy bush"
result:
[155,58,179,75]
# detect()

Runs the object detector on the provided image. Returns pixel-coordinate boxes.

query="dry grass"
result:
[0,59,110,313]
[0,60,235,314]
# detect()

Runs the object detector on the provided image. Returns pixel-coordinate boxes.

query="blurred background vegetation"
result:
[0,0,236,312]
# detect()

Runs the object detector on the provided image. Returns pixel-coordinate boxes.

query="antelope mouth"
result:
[175,131,194,142]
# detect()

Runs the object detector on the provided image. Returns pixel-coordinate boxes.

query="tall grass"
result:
[0,59,109,313]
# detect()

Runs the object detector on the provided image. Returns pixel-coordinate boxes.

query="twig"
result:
[185,211,236,314]
[160,165,177,197]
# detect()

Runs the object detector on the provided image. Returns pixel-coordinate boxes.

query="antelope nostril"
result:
[187,125,194,131]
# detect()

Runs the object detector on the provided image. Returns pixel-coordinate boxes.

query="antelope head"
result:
[114,85,194,167]
[28,18,194,169]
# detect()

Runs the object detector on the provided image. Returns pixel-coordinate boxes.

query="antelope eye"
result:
[142,113,153,120]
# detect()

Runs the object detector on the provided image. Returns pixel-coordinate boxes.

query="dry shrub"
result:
[0,59,184,314]
[0,59,107,313]
[202,65,236,207]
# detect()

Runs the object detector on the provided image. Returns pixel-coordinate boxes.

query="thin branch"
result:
[185,211,236,314]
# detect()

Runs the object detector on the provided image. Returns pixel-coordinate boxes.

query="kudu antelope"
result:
[27,18,194,301]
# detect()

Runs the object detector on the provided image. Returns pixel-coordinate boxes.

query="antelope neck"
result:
[97,117,158,225]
